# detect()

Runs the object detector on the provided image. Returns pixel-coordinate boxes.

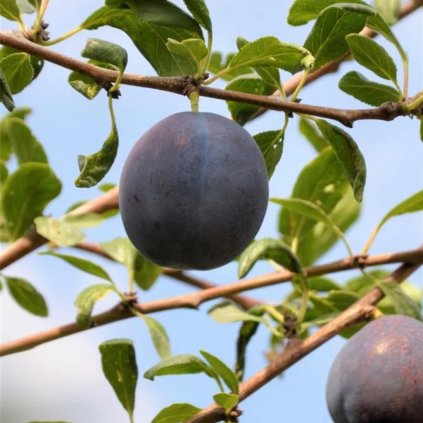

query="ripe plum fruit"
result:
[119,112,269,270]
[326,315,423,423]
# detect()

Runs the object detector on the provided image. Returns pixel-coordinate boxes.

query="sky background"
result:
[1,1,422,422]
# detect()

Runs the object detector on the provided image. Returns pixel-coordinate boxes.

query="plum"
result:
[326,315,423,423]
[119,112,269,270]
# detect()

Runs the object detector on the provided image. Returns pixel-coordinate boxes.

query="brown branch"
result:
[249,0,423,121]
[0,0,421,270]
[188,260,422,423]
[0,2,420,128]
[1,247,422,357]
[0,186,119,269]
[74,240,261,310]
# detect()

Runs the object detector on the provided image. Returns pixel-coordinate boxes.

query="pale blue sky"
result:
[1,1,422,423]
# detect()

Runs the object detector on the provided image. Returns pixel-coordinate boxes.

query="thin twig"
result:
[74,240,261,310]
[1,247,422,357]
[188,260,422,423]
[0,21,419,127]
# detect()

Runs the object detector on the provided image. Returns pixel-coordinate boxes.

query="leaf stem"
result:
[361,225,381,255]
[402,55,409,99]
[290,69,309,102]
[203,68,230,85]
[405,91,423,113]
[200,31,213,77]
[41,26,82,46]
[32,0,50,37]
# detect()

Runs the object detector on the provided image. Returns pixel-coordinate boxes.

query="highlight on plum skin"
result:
[326,315,423,423]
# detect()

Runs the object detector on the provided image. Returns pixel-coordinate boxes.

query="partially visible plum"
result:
[326,315,423,423]
[119,112,269,270]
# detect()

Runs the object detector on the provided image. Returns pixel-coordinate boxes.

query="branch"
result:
[1,0,421,269]
[0,186,119,269]
[0,17,419,127]
[188,259,422,423]
[254,0,422,111]
[74,240,261,311]
[1,247,422,357]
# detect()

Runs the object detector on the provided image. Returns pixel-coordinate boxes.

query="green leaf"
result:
[369,190,423,245]
[295,179,360,266]
[208,51,251,81]
[213,393,239,412]
[0,117,48,164]
[253,130,284,178]
[366,12,406,60]
[208,301,265,325]
[75,284,114,326]
[166,38,208,76]
[5,276,48,316]
[315,119,366,202]
[200,350,239,394]
[34,216,84,247]
[133,253,162,290]
[339,71,401,106]
[144,354,213,381]
[272,197,352,257]
[82,1,203,76]
[235,36,282,90]
[0,53,34,94]
[0,160,7,184]
[82,38,128,71]
[278,148,357,264]
[99,339,138,417]
[375,0,400,25]
[226,75,275,125]
[68,71,101,99]
[377,281,422,321]
[238,238,301,278]
[346,34,397,83]
[325,290,360,310]
[0,67,15,111]
[308,277,341,291]
[63,213,105,229]
[183,0,212,32]
[304,4,375,69]
[101,237,136,268]
[75,97,118,188]
[143,315,172,359]
[151,403,201,423]
[16,0,36,14]
[40,251,113,282]
[228,36,314,73]
[299,118,328,152]
[1,163,61,240]
[7,105,31,120]
[287,0,365,25]
[101,237,162,290]
[0,0,21,21]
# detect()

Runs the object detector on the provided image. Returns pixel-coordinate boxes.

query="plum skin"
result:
[119,112,269,270]
[326,315,423,423]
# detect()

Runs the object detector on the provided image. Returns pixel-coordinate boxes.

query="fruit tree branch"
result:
[188,259,422,423]
[0,187,119,269]
[0,3,421,128]
[1,246,422,357]
[74,240,261,311]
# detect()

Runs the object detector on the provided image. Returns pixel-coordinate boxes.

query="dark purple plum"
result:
[119,112,268,270]
[326,315,423,423]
